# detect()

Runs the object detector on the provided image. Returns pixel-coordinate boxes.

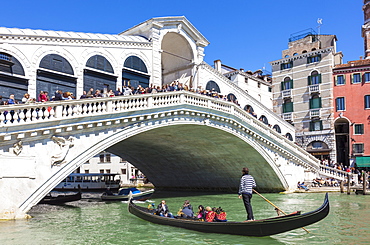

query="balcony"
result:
[309,84,320,93]
[283,112,292,121]
[310,109,320,118]
[282,89,291,98]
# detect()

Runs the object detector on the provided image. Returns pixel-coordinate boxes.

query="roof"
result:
[0,27,148,42]
[334,59,370,69]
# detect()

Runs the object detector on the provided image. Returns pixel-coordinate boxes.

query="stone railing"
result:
[319,165,356,183]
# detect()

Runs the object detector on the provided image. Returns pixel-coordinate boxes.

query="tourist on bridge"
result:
[238,167,256,221]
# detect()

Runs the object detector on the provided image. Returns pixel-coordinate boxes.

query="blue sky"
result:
[1,0,364,72]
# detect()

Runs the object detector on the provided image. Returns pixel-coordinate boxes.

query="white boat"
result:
[101,187,155,201]
[54,173,120,192]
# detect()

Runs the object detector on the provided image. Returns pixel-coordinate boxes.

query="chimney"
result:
[240,68,244,72]
[214,60,222,72]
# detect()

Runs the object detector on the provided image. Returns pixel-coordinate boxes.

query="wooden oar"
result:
[252,189,310,233]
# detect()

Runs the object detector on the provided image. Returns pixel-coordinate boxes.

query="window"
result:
[307,54,321,64]
[281,61,293,70]
[354,124,364,135]
[100,169,104,173]
[99,154,105,163]
[336,75,345,85]
[352,73,361,84]
[308,71,321,85]
[121,169,127,175]
[309,95,322,109]
[281,77,293,90]
[84,170,89,174]
[105,154,111,163]
[365,73,370,83]
[283,99,293,113]
[365,95,370,109]
[353,143,364,154]
[336,97,345,111]
[312,142,323,149]
[310,120,323,131]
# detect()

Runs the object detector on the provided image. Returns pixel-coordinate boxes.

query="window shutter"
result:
[309,98,313,109]
[351,74,354,84]
[308,76,311,85]
[290,80,294,89]
[319,121,323,130]
[318,97,322,108]
[318,74,322,84]
[280,64,283,70]
[360,73,362,83]
[318,54,321,61]
[309,121,313,131]
[281,82,284,90]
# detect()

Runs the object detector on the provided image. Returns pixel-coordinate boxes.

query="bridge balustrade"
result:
[319,165,356,183]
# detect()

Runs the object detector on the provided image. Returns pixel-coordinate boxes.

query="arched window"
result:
[37,54,76,97]
[302,50,307,54]
[308,71,321,85]
[205,81,220,93]
[273,125,281,133]
[84,55,116,93]
[123,56,149,88]
[293,53,298,56]
[259,115,268,125]
[286,133,293,141]
[281,76,293,90]
[0,52,27,101]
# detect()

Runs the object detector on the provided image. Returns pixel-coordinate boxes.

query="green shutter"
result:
[308,76,311,85]
[319,121,323,130]
[318,97,322,108]
[318,74,322,84]
[309,121,313,131]
[309,98,313,109]
[318,54,321,61]
[290,80,294,89]
[281,82,284,90]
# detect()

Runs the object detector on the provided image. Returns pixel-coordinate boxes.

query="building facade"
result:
[270,31,343,162]
[333,59,370,167]
[78,151,143,185]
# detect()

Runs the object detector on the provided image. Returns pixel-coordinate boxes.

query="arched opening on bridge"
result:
[106,124,285,192]
[334,118,350,166]
[285,133,293,141]
[306,140,331,162]
[0,52,28,101]
[37,54,76,97]
[273,124,281,133]
[227,93,237,103]
[259,115,269,125]
[122,56,149,89]
[244,105,256,117]
[161,32,194,86]
[205,80,220,93]
[84,55,116,93]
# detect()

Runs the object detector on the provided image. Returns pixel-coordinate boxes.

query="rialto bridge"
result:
[0,91,348,220]
[0,16,351,219]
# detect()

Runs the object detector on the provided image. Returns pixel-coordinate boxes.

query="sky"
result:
[0,0,364,73]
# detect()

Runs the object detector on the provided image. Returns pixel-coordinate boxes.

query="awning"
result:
[356,156,370,167]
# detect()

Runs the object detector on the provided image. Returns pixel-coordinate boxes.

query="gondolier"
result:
[238,167,256,221]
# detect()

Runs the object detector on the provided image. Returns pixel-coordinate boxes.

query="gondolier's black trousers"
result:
[241,193,254,220]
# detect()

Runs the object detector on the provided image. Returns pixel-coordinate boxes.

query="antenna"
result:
[317,18,323,36]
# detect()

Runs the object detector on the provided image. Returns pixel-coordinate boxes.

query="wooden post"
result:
[340,180,344,193]
[363,172,368,195]
[347,173,351,195]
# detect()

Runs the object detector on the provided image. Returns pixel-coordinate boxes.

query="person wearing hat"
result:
[238,167,256,221]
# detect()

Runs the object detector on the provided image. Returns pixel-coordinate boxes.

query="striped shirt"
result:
[238,174,256,195]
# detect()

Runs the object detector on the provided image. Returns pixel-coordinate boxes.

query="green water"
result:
[0,192,369,244]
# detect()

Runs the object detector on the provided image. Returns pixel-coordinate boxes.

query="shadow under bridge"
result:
[107,124,285,192]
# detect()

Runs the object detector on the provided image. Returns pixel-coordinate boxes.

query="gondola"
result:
[39,191,82,205]
[128,193,329,237]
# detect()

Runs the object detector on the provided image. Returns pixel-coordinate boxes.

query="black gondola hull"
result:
[128,193,329,237]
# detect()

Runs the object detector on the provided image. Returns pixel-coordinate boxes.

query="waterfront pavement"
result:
[293,186,341,193]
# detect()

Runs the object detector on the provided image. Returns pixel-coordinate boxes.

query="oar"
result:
[252,189,310,233]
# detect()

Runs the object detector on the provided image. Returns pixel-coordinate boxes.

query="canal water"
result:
[0,191,369,245]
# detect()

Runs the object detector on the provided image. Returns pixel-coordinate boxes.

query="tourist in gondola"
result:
[157,200,173,218]
[205,206,216,222]
[196,205,206,220]
[181,200,194,218]
[238,167,256,221]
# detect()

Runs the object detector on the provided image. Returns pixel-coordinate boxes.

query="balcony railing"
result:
[283,112,292,121]
[310,109,320,118]
[282,89,291,98]
[309,84,320,93]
